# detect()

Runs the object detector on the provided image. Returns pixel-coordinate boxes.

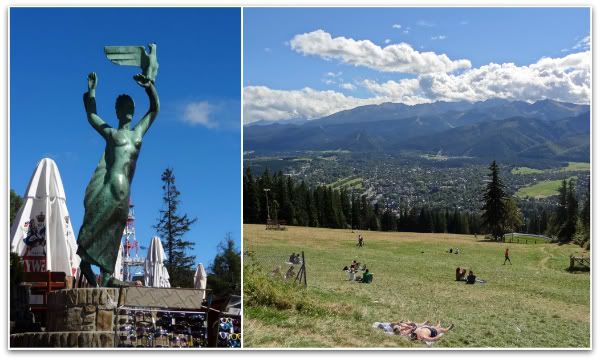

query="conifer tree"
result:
[154,168,198,287]
[481,161,508,241]
[207,233,241,297]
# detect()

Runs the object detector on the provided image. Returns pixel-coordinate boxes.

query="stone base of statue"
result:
[10,287,208,348]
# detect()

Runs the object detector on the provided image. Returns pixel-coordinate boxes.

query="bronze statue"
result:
[77,44,159,287]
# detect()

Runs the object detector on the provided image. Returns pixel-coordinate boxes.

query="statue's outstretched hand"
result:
[134,73,152,88]
[88,72,98,91]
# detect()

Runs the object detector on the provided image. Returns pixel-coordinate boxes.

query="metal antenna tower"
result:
[121,200,145,281]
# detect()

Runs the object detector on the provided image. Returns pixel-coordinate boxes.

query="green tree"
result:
[550,179,578,243]
[243,168,261,224]
[10,189,24,227]
[574,188,590,249]
[503,197,524,233]
[481,161,508,241]
[558,179,578,243]
[207,233,241,297]
[154,168,197,288]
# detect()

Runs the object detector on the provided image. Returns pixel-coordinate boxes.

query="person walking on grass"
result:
[357,234,364,248]
[504,247,512,265]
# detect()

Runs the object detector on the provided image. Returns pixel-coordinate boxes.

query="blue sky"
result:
[244,7,590,123]
[10,8,241,274]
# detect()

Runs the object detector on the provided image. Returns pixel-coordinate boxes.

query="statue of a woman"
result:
[77,72,159,287]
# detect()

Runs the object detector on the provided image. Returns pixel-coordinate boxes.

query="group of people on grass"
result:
[373,320,454,343]
[455,267,482,284]
[343,260,372,283]
[454,247,510,284]
[288,252,302,264]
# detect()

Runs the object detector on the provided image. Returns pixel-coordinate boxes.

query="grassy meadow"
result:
[243,224,590,348]
[511,162,590,175]
[515,176,578,199]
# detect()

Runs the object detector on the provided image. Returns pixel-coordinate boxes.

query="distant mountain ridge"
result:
[244,99,590,161]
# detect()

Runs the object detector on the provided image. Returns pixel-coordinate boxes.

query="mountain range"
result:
[244,99,590,161]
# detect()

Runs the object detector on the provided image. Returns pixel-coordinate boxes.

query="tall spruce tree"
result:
[481,161,508,241]
[558,179,578,243]
[574,188,590,248]
[154,168,198,287]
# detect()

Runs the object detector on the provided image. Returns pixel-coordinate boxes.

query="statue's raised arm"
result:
[132,74,160,137]
[83,72,112,138]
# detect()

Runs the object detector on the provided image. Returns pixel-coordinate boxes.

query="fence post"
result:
[302,251,307,288]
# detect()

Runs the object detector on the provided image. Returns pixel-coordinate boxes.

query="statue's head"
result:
[115,94,134,126]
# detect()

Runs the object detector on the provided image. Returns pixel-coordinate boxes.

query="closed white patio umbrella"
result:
[10,158,80,276]
[193,263,207,299]
[113,242,124,281]
[144,236,170,287]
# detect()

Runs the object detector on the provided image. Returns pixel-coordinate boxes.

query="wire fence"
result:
[244,249,307,287]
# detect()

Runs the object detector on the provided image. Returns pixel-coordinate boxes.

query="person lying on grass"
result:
[376,320,454,342]
[391,320,429,336]
[373,320,428,335]
[409,322,454,342]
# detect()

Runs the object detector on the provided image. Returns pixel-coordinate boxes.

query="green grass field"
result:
[511,162,590,175]
[328,176,364,190]
[511,167,546,175]
[243,224,590,348]
[561,162,590,172]
[515,176,578,199]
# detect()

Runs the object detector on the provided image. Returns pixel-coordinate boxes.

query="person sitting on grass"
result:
[285,266,295,280]
[343,265,356,281]
[455,267,467,281]
[361,268,373,283]
[466,270,476,284]
[272,265,283,279]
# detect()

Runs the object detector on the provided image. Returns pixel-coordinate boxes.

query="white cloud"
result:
[289,29,471,74]
[182,101,217,128]
[326,71,342,77]
[460,20,469,25]
[416,20,435,27]
[243,51,590,123]
[392,24,402,29]
[243,86,383,124]
[264,47,272,53]
[431,35,447,40]
[364,51,590,105]
[340,83,356,91]
[384,39,391,44]
[572,35,590,51]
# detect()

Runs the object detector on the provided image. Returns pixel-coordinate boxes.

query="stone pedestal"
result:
[10,331,114,348]
[47,288,119,332]
[10,287,209,348]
